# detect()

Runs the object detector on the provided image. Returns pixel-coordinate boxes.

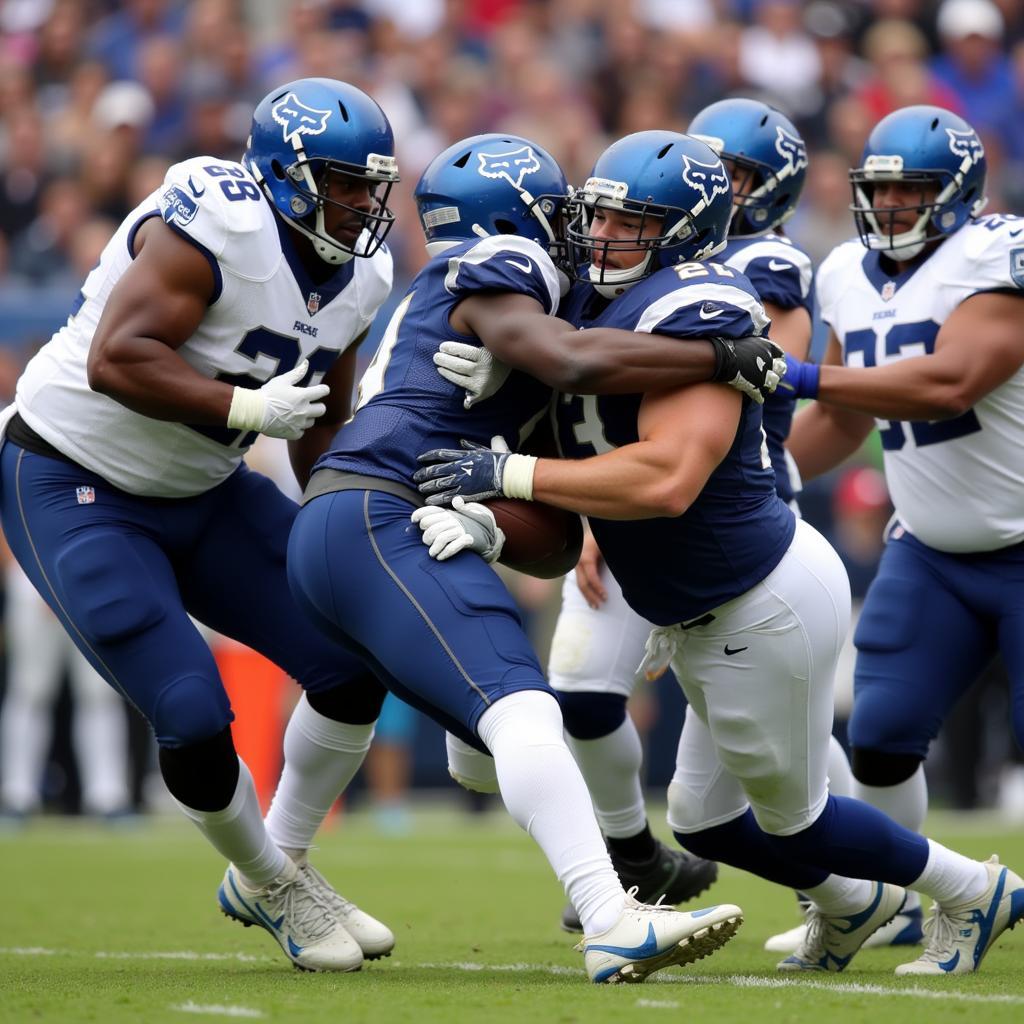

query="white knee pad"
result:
[446,731,499,795]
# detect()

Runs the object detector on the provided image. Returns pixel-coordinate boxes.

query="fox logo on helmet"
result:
[477,146,541,189]
[946,129,984,165]
[775,127,808,173]
[272,92,332,147]
[681,154,730,207]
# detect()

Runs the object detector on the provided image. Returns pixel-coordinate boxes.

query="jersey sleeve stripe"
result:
[635,283,771,335]
[442,235,560,312]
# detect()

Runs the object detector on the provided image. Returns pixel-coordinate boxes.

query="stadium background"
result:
[0,0,1021,824]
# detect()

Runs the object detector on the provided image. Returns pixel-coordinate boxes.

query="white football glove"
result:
[410,495,506,562]
[433,341,511,409]
[226,359,330,440]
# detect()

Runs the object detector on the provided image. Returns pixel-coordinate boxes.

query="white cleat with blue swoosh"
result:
[894,856,1024,976]
[217,859,363,972]
[579,888,743,984]
[777,881,906,972]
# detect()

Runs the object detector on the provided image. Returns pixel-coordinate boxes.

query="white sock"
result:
[174,759,287,886]
[566,715,648,839]
[478,690,623,935]
[911,839,989,907]
[803,874,876,916]
[826,736,854,799]
[264,694,375,851]
[855,766,928,912]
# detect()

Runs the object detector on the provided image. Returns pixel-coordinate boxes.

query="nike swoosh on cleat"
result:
[506,258,533,274]
[938,949,961,972]
[585,922,660,959]
[287,936,305,958]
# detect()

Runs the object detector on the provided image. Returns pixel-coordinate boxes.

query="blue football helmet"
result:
[243,78,399,264]
[567,131,732,297]
[850,105,987,260]
[414,133,570,263]
[688,98,807,236]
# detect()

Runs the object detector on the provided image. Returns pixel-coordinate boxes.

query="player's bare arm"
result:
[763,300,811,360]
[811,292,1024,420]
[452,291,776,397]
[289,333,364,487]
[786,331,875,481]
[86,217,231,422]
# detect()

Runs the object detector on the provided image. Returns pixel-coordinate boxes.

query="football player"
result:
[416,129,1024,976]
[285,131,786,983]
[0,78,401,972]
[781,104,1024,974]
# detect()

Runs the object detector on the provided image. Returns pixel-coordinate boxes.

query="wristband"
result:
[227,386,265,432]
[501,453,538,501]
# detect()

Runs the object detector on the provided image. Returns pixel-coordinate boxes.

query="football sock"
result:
[175,758,287,886]
[606,824,657,864]
[802,874,876,916]
[565,716,648,841]
[265,693,375,851]
[478,689,623,935]
[854,766,927,911]
[911,839,989,907]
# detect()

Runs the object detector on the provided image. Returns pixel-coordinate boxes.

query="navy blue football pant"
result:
[0,441,377,748]
[850,528,1024,757]
[287,488,553,751]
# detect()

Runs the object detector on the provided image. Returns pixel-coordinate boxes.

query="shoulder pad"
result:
[442,235,560,314]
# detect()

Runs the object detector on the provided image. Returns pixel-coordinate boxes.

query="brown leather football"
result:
[487,498,583,578]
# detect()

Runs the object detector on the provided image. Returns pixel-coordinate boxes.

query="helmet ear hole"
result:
[494,218,517,234]
[270,159,287,182]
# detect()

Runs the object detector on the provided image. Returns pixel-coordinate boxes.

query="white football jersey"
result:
[818,216,1024,552]
[15,156,392,497]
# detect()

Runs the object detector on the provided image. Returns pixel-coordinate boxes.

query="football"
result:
[488,497,583,579]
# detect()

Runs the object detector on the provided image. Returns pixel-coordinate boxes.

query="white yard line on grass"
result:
[172,1003,264,1018]
[0,947,274,963]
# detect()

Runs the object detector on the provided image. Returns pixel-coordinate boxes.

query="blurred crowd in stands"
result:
[0,0,1022,822]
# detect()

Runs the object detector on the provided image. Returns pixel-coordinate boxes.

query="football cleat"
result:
[217,860,363,972]
[765,905,923,952]
[561,840,718,933]
[776,882,905,972]
[288,852,396,959]
[579,889,743,984]
[894,856,1024,976]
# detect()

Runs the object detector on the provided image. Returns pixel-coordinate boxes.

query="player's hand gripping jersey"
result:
[818,215,1024,552]
[555,261,796,625]
[15,157,391,497]
[316,235,560,484]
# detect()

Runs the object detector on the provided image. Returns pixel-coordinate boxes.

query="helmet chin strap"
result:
[588,252,652,298]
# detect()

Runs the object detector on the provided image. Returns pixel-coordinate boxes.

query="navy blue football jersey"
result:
[720,234,813,505]
[316,236,560,486]
[555,261,796,625]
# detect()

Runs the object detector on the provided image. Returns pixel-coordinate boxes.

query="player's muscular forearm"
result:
[786,401,874,482]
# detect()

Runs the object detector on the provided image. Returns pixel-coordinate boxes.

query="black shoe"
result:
[560,840,719,933]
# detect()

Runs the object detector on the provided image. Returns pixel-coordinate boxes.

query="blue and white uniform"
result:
[549,234,813,698]
[819,215,1024,755]
[289,235,561,747]
[552,261,850,836]
[0,156,391,746]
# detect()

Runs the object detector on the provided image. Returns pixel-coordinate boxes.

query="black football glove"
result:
[709,335,787,404]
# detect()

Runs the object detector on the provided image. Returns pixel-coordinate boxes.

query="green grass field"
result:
[2,804,1023,1024]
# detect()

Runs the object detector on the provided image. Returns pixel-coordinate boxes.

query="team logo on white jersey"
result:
[272,93,332,146]
[76,486,96,505]
[946,129,984,165]
[160,185,199,226]
[681,155,730,206]
[775,127,808,173]
[1011,249,1024,289]
[477,146,541,188]
[307,291,321,315]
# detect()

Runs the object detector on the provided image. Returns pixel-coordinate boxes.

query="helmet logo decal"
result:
[945,129,984,165]
[775,127,808,173]
[681,155,730,206]
[477,145,541,188]
[272,92,332,146]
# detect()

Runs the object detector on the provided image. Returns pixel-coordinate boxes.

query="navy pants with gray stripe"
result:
[288,487,552,751]
[0,440,376,748]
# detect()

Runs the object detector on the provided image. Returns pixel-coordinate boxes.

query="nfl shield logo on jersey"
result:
[307,291,321,315]
[76,486,96,505]
[881,280,896,302]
